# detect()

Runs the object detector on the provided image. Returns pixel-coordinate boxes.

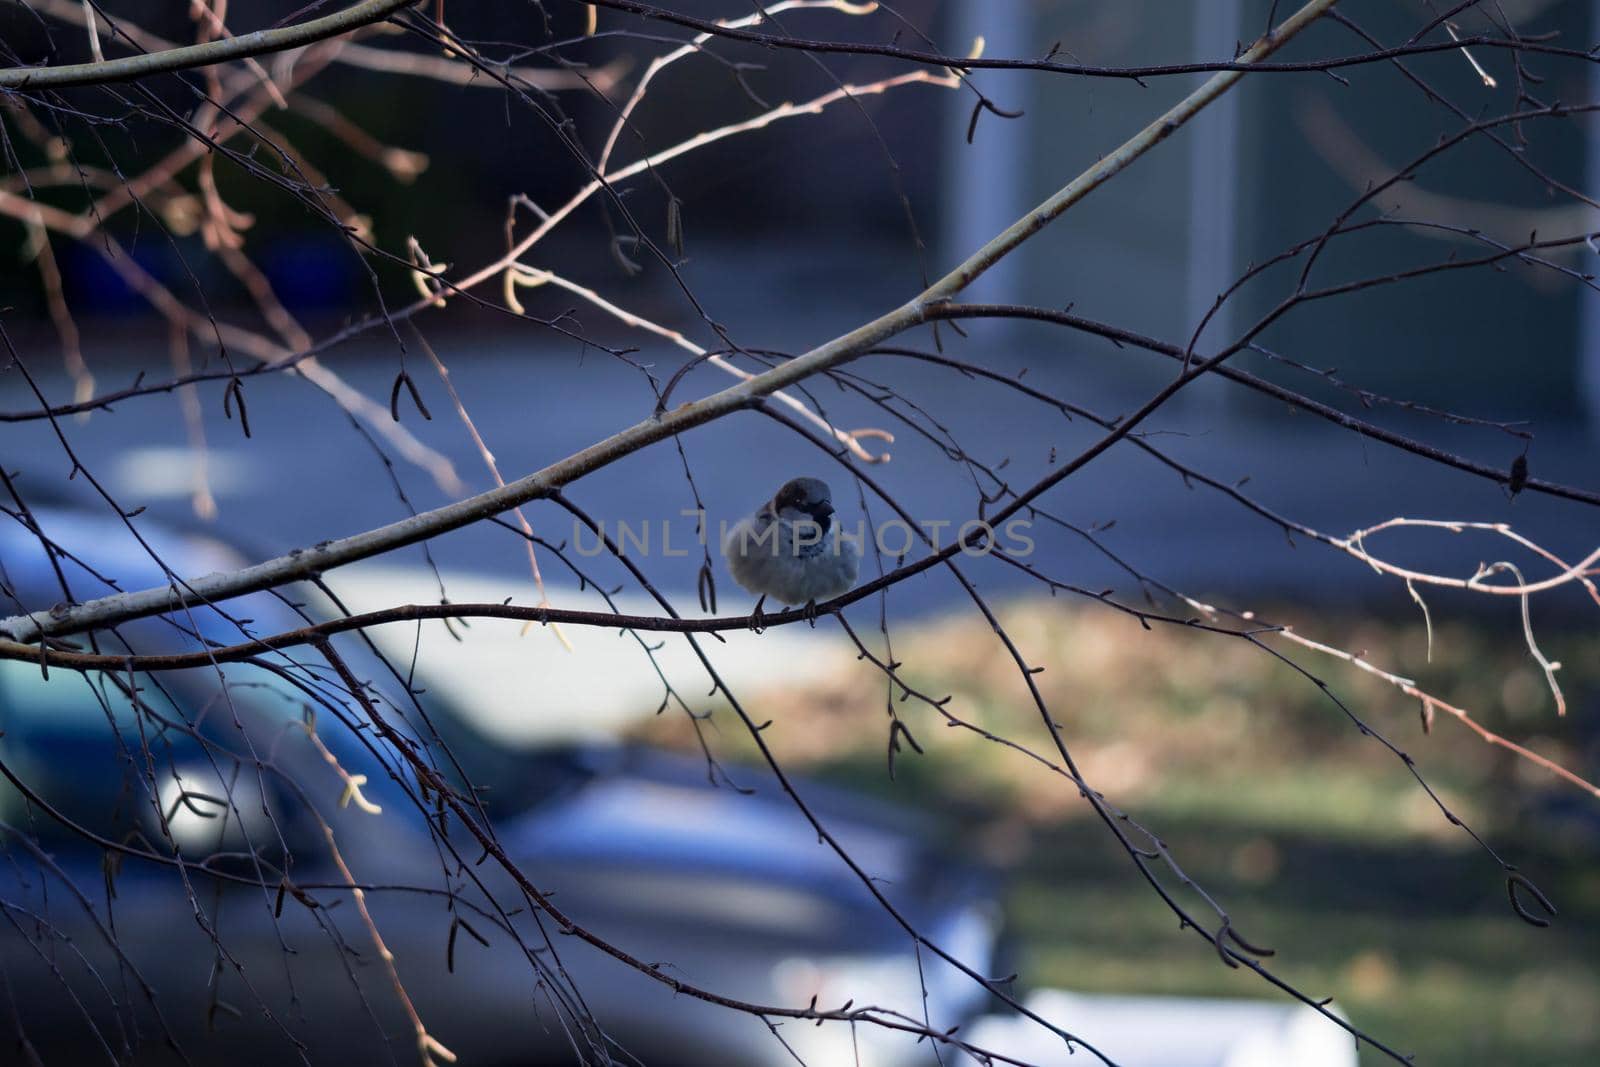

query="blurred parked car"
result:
[0,509,1004,1065]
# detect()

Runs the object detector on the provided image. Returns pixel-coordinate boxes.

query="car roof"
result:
[1,505,285,652]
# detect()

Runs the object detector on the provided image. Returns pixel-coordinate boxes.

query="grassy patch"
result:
[632,598,1600,1065]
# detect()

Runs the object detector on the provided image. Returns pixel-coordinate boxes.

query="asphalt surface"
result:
[6,304,1595,624]
[4,258,1598,741]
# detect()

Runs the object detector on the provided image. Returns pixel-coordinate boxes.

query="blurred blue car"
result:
[0,508,1004,1066]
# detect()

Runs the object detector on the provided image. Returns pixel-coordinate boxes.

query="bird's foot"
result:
[802,599,820,627]
[748,595,768,634]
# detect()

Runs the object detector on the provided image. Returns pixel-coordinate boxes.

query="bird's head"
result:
[771,476,835,527]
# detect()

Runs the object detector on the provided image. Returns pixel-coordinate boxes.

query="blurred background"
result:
[1,1,1598,1065]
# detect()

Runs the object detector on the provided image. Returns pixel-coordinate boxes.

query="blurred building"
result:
[941,1,1599,430]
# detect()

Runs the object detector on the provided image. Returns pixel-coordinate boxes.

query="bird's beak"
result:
[813,502,834,522]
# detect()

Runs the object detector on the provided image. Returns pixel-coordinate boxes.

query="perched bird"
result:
[723,476,859,622]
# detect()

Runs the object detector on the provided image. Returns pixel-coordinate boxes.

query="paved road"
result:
[5,299,1597,627]
[7,289,1597,745]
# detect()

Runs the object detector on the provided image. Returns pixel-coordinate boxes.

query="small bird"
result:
[723,476,859,625]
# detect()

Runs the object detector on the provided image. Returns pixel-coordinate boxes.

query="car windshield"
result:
[167,654,596,821]
[0,647,586,862]
[1,511,594,825]
[0,657,303,853]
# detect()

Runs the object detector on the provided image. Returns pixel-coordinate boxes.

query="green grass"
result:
[633,598,1600,1065]
[1011,820,1600,1066]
